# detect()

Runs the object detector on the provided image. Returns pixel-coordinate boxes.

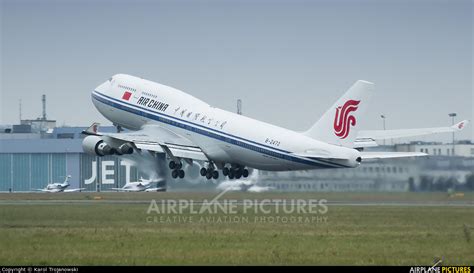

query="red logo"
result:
[333,100,361,139]
[122,91,132,101]
[458,122,464,129]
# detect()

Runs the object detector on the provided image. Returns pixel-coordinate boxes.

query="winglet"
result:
[82,123,101,135]
[452,120,469,131]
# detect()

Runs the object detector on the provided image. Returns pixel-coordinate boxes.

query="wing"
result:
[109,187,143,192]
[83,123,208,162]
[33,189,51,192]
[144,187,167,192]
[38,189,61,193]
[355,120,469,148]
[63,188,86,192]
[360,152,427,160]
[110,188,124,191]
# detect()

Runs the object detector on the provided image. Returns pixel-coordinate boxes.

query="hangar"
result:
[0,126,148,191]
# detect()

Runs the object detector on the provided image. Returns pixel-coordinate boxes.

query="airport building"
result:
[258,142,474,192]
[259,155,474,192]
[0,126,151,192]
[1,123,473,192]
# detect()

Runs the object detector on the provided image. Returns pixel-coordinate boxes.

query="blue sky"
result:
[1,0,472,142]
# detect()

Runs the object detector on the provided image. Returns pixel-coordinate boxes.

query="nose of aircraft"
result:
[91,78,114,114]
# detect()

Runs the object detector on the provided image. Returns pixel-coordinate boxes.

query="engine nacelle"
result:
[117,143,134,155]
[82,135,116,156]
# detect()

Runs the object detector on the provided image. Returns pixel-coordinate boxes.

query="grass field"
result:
[0,192,472,265]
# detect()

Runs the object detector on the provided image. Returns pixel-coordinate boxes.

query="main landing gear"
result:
[222,166,249,180]
[169,161,185,179]
[200,166,219,180]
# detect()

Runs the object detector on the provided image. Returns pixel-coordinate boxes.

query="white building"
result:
[257,141,474,192]
[395,141,474,157]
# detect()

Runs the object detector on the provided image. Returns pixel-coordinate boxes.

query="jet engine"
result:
[82,135,116,156]
[116,143,134,155]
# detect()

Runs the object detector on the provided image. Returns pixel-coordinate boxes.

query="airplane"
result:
[34,175,85,193]
[110,177,166,192]
[82,74,469,180]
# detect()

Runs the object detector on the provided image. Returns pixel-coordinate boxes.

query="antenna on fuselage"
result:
[237,99,242,115]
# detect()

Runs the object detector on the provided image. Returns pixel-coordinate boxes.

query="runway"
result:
[0,199,472,207]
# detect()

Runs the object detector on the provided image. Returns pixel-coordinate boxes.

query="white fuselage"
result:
[120,182,152,191]
[44,183,69,192]
[92,74,360,171]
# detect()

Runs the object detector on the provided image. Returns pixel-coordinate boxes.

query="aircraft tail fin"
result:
[63,175,71,186]
[303,80,375,147]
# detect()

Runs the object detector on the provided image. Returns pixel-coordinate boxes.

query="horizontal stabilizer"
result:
[353,138,378,148]
[361,152,427,160]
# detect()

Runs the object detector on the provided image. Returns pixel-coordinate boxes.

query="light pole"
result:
[381,114,386,146]
[237,99,242,115]
[65,148,69,176]
[448,113,457,156]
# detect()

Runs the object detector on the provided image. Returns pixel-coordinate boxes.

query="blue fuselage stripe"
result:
[92,91,348,169]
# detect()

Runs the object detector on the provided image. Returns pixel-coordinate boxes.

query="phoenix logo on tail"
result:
[333,100,360,139]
